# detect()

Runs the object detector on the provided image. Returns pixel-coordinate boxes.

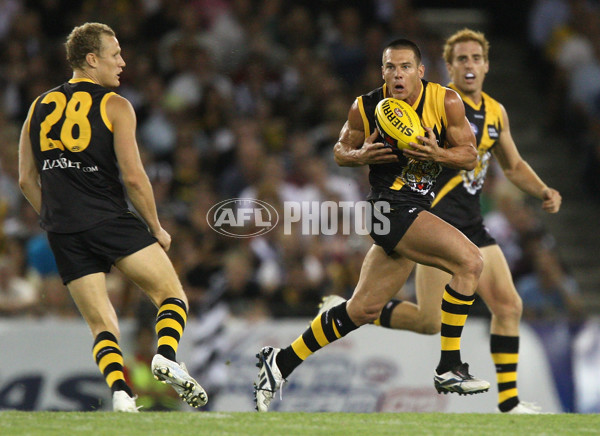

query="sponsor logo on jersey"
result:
[487,125,499,139]
[41,156,98,172]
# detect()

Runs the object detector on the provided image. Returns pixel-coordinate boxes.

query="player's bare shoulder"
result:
[346,98,364,130]
[339,98,367,147]
[105,92,131,112]
[105,93,136,127]
[444,87,467,113]
[443,87,472,133]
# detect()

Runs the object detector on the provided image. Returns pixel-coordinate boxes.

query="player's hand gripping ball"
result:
[374,98,425,150]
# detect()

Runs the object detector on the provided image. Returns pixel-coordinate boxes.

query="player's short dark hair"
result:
[383,38,422,65]
[65,22,116,70]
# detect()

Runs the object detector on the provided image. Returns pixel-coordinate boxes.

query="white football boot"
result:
[112,391,139,412]
[151,354,208,408]
[499,401,543,414]
[254,346,285,412]
[434,362,490,395]
[317,295,347,315]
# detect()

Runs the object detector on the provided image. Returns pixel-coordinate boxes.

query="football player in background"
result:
[18,22,207,412]
[254,38,491,412]
[320,28,562,414]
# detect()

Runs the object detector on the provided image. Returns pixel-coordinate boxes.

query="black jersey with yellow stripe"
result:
[429,83,503,229]
[28,78,129,233]
[358,80,448,206]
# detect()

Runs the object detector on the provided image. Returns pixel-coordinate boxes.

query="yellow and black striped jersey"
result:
[28,78,129,233]
[430,83,504,229]
[358,80,448,206]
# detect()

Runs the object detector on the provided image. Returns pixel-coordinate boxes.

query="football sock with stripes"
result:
[491,334,520,412]
[373,299,402,327]
[436,284,475,374]
[276,301,358,379]
[156,297,187,362]
[92,331,132,396]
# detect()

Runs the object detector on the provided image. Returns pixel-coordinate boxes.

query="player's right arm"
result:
[18,101,42,215]
[108,94,172,250]
[403,89,477,170]
[492,103,561,213]
[333,99,398,167]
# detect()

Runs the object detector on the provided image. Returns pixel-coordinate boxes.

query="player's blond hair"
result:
[443,28,490,64]
[65,22,116,70]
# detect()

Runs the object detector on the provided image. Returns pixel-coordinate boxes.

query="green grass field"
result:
[1,411,599,436]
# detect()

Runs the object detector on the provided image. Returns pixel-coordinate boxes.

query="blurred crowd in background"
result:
[529,0,600,202]
[0,0,594,330]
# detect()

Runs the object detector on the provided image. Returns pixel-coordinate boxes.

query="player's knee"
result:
[419,318,441,335]
[493,293,523,321]
[514,294,523,317]
[461,245,483,280]
[358,308,381,325]
[508,293,523,318]
[347,301,381,326]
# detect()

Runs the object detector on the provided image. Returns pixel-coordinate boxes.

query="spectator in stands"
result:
[25,232,58,277]
[0,253,38,316]
[326,7,367,87]
[582,119,600,202]
[215,246,269,319]
[138,74,178,160]
[517,232,584,320]
[218,123,266,198]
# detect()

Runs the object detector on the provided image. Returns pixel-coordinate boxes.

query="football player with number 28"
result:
[18,22,207,412]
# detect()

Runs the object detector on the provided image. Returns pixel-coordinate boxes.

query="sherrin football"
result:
[374,98,425,150]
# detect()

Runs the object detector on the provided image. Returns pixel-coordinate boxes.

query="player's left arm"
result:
[492,103,562,213]
[109,94,172,250]
[403,89,477,170]
[18,102,42,214]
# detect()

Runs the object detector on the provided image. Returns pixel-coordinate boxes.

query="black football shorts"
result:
[457,221,497,248]
[369,200,426,255]
[48,212,157,284]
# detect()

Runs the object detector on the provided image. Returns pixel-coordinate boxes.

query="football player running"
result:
[254,38,491,412]
[319,29,561,414]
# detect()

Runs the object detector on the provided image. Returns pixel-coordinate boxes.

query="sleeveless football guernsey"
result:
[28,78,128,233]
[357,80,448,207]
[430,83,504,229]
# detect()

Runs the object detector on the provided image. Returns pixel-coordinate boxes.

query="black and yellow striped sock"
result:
[156,297,187,362]
[491,334,520,412]
[276,301,358,379]
[436,284,475,374]
[373,299,402,327]
[92,331,132,396]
